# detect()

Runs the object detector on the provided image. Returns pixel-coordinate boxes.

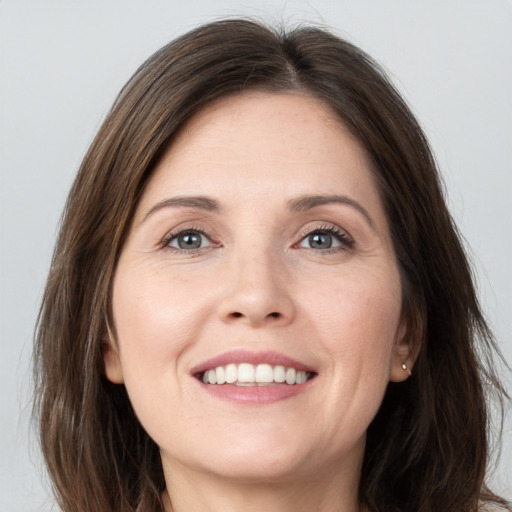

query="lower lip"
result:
[196,379,314,404]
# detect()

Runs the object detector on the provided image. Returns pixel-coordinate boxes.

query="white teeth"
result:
[285,367,296,385]
[238,363,255,383]
[200,363,312,385]
[215,366,226,385]
[255,364,274,383]
[296,370,307,384]
[273,365,286,383]
[225,363,237,383]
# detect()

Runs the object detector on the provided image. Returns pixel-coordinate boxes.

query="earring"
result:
[401,363,412,376]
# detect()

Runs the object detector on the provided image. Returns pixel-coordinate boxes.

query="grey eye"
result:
[169,231,209,250]
[299,231,342,250]
[308,233,333,249]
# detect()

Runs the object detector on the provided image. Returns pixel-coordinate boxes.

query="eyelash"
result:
[296,224,354,252]
[160,226,217,253]
[159,223,354,253]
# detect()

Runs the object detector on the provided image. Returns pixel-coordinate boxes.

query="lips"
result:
[191,349,315,375]
[201,363,312,385]
[190,350,317,404]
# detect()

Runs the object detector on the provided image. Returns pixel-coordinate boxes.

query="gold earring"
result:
[401,363,412,376]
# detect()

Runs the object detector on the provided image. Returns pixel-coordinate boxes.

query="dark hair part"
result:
[34,18,510,512]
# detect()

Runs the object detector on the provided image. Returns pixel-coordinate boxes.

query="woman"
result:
[33,19,510,512]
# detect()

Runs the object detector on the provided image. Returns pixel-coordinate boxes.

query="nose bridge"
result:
[217,237,295,327]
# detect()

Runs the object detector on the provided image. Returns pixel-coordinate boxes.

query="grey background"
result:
[1,0,510,509]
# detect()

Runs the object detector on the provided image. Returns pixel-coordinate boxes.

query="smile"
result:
[191,350,317,403]
[199,363,313,386]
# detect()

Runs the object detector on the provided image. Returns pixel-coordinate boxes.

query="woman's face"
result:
[106,92,412,485]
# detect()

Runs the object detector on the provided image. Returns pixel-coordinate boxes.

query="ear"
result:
[389,316,421,383]
[102,334,124,384]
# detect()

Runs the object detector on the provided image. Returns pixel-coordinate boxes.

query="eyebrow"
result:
[141,193,375,230]
[142,196,220,223]
[288,194,375,230]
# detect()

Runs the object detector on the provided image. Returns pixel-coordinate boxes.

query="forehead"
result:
[137,92,383,222]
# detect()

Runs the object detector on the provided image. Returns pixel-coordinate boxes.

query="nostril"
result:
[229,311,280,319]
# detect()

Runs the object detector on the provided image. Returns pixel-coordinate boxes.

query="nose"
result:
[217,248,296,328]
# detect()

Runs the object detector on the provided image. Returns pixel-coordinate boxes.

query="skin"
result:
[105,92,415,512]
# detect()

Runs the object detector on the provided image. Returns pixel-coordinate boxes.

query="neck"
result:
[162,456,365,512]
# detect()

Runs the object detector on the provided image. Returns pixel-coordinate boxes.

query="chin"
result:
[203,449,313,484]
[162,424,317,484]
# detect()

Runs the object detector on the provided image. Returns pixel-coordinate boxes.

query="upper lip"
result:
[190,349,316,376]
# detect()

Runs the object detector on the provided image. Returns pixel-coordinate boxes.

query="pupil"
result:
[178,232,201,249]
[310,233,332,249]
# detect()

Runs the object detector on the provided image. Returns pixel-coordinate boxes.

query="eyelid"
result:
[159,225,219,252]
[295,222,354,250]
[157,221,353,254]
[168,231,210,250]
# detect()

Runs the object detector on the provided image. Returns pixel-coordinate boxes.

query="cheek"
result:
[309,266,401,336]
[111,264,214,381]
[110,265,218,441]
[303,265,402,381]
[280,267,403,461]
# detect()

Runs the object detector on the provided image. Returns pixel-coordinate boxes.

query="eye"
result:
[298,226,353,251]
[166,230,211,250]
[302,232,339,250]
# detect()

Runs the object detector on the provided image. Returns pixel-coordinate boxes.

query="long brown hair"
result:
[33,19,510,512]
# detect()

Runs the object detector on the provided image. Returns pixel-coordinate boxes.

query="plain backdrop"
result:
[1,0,510,510]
